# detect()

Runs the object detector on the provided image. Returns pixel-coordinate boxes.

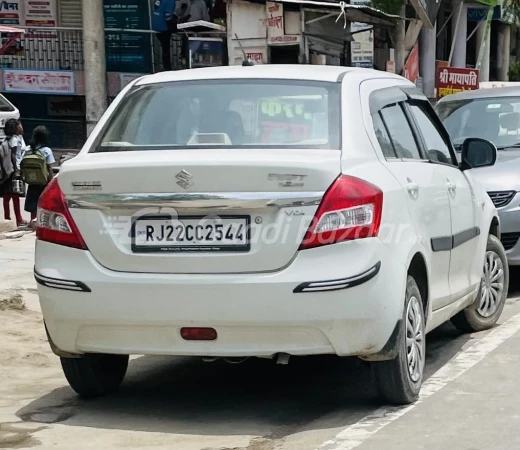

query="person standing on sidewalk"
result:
[187,0,210,22]
[0,119,26,227]
[21,126,55,226]
[152,0,177,71]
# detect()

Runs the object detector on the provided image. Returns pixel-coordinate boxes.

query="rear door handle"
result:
[446,181,457,196]
[405,180,419,196]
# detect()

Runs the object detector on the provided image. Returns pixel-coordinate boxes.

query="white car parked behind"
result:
[0,93,19,138]
[35,66,508,405]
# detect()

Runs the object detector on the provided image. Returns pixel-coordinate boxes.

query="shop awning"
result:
[0,26,25,33]
[275,0,401,26]
[178,21,226,32]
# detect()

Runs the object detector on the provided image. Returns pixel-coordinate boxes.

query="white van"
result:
[0,93,19,138]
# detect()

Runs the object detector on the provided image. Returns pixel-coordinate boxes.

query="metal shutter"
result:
[59,0,83,28]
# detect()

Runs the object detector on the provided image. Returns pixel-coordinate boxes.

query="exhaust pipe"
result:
[276,353,290,365]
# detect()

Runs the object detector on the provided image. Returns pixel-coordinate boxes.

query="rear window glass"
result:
[0,94,15,112]
[93,79,341,152]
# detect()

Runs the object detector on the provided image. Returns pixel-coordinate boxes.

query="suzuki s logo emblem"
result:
[176,170,194,189]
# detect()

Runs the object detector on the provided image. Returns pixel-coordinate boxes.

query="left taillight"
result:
[299,175,383,250]
[36,178,88,250]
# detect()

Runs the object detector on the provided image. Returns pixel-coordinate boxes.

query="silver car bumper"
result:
[496,192,520,265]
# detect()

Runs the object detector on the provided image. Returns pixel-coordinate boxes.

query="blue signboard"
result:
[467,6,500,22]
[104,0,151,73]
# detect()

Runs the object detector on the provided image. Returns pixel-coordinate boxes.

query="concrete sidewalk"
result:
[325,319,520,450]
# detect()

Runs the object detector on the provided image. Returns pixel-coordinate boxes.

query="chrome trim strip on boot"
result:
[66,191,324,211]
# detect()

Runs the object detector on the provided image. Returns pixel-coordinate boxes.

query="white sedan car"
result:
[0,93,19,138]
[35,66,508,405]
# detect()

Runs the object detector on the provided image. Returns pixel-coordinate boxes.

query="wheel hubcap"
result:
[406,296,425,384]
[478,251,505,318]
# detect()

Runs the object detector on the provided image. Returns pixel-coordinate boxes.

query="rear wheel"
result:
[451,235,509,333]
[61,354,129,398]
[373,276,425,405]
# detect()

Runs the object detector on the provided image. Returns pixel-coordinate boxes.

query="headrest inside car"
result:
[499,112,520,131]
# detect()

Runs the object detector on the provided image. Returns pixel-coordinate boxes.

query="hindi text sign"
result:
[246,52,265,64]
[47,96,85,117]
[436,67,479,99]
[266,1,300,45]
[24,0,57,27]
[0,0,22,25]
[266,2,284,43]
[3,69,75,94]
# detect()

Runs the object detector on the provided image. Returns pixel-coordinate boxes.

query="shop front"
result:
[226,0,398,66]
[178,21,227,69]
[0,68,86,150]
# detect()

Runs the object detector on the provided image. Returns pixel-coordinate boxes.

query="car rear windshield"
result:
[0,94,15,112]
[436,96,520,149]
[93,79,341,152]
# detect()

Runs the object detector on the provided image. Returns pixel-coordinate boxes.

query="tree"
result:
[370,0,406,15]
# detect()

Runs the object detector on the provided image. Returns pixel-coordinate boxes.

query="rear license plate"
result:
[131,215,250,253]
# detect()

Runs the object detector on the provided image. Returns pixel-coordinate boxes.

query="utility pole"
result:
[419,23,436,99]
[476,8,493,82]
[393,5,406,74]
[82,0,108,136]
[450,0,467,68]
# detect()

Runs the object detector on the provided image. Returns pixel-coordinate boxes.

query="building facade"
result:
[1,0,517,150]
[419,0,516,99]
[0,0,180,150]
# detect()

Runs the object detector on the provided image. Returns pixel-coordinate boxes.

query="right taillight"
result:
[299,175,383,250]
[36,178,88,250]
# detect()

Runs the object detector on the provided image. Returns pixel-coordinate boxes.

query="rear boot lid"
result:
[60,149,340,274]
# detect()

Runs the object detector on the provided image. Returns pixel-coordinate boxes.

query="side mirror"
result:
[460,138,497,170]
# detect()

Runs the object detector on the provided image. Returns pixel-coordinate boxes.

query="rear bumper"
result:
[35,239,407,358]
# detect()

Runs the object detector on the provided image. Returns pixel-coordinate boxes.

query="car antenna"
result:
[235,33,255,66]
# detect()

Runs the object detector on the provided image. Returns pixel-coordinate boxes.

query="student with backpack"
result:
[20,126,55,225]
[10,119,26,171]
[0,118,26,226]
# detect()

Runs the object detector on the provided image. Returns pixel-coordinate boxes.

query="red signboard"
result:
[436,67,480,99]
[403,44,419,83]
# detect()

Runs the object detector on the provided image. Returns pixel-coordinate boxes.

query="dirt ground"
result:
[1,234,520,450]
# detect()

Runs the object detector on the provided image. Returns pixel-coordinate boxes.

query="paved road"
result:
[0,235,519,450]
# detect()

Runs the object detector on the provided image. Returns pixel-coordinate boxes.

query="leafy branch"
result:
[502,0,520,23]
[370,0,406,15]
[509,59,520,81]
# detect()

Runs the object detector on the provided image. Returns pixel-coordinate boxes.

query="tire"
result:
[61,354,129,398]
[373,275,426,405]
[451,234,509,333]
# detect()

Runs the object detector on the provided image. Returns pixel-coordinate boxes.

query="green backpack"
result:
[20,146,50,186]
